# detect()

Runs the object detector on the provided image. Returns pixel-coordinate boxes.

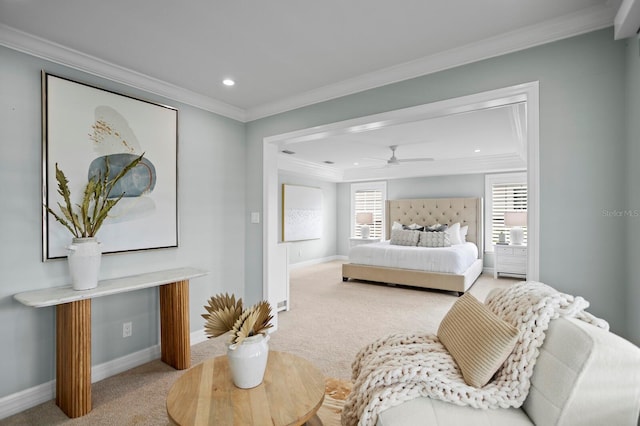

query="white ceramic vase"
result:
[227,334,270,389]
[67,237,102,291]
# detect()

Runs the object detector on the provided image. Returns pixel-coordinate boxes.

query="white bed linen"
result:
[348,241,478,275]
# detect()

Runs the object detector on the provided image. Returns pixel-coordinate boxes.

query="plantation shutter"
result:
[354,190,383,238]
[491,183,527,245]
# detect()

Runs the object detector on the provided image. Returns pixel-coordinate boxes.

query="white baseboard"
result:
[92,345,161,383]
[0,329,204,420]
[0,381,56,421]
[289,255,347,269]
[190,328,208,346]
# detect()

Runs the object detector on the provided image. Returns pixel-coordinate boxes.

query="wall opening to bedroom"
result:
[262,82,539,302]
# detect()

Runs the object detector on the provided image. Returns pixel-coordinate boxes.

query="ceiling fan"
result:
[382,145,434,165]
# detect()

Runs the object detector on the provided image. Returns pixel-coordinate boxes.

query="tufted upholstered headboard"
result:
[385,198,483,258]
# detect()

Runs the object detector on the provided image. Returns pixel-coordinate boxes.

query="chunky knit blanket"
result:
[341,282,609,426]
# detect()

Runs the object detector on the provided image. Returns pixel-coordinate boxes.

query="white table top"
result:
[14,267,208,308]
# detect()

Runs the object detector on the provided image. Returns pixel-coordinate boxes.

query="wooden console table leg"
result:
[159,280,190,370]
[56,300,91,418]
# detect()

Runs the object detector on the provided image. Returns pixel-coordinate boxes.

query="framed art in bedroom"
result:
[282,184,323,242]
[41,72,179,260]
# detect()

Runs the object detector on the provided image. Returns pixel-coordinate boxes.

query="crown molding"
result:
[614,0,640,39]
[245,4,615,121]
[0,24,246,122]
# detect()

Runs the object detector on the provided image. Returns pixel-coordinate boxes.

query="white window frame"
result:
[350,181,387,239]
[484,172,527,252]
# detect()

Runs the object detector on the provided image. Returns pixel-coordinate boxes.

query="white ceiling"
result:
[0,0,624,181]
[0,0,620,121]
[278,102,528,181]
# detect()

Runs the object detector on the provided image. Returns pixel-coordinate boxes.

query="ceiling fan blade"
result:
[398,157,434,162]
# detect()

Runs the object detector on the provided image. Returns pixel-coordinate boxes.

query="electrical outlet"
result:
[123,322,132,338]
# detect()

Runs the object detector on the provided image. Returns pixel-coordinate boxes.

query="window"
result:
[485,173,527,251]
[351,182,386,239]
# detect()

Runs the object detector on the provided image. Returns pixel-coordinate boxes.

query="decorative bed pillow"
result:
[389,229,420,246]
[460,225,469,242]
[425,223,448,232]
[445,222,464,245]
[437,293,519,388]
[402,223,424,231]
[391,221,404,231]
[417,231,451,247]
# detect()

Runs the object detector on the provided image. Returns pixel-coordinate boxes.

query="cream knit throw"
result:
[341,282,609,426]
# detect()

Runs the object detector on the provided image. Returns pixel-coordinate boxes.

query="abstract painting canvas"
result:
[282,184,322,241]
[42,72,178,259]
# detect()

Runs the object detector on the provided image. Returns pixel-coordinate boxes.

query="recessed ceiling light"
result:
[222,79,235,86]
[353,162,359,166]
[474,149,481,153]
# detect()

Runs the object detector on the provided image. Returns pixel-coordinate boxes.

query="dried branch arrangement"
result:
[45,153,144,238]
[202,293,273,345]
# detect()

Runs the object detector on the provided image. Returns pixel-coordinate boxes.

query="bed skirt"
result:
[342,259,483,294]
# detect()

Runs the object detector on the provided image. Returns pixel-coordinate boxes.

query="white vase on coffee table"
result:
[227,334,270,389]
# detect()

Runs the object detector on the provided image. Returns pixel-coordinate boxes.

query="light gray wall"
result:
[625,36,640,345]
[387,174,485,199]
[336,183,352,256]
[278,172,337,264]
[246,28,633,341]
[0,45,246,398]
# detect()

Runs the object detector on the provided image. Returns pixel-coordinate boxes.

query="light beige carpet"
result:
[2,261,517,425]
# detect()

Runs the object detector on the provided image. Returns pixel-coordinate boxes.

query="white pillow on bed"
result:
[446,222,464,245]
[460,225,469,242]
[391,221,404,231]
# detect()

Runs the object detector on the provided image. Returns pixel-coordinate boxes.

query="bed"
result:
[342,197,484,295]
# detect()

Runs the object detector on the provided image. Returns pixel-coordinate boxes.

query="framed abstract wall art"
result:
[282,184,323,242]
[42,72,178,260]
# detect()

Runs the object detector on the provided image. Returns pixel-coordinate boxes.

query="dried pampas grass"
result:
[202,293,273,345]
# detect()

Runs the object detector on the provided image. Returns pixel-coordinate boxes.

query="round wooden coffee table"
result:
[166,351,325,425]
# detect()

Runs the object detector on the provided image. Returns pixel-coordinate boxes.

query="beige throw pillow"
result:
[437,292,519,388]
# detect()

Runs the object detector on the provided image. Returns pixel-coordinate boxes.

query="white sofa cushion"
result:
[376,397,533,426]
[523,317,640,426]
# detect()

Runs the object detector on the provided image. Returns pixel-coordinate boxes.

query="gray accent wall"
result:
[0,45,246,398]
[247,28,634,342]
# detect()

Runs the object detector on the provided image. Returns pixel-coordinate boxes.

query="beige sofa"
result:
[377,316,640,426]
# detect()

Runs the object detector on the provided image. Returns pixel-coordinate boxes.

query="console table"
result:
[14,267,208,418]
